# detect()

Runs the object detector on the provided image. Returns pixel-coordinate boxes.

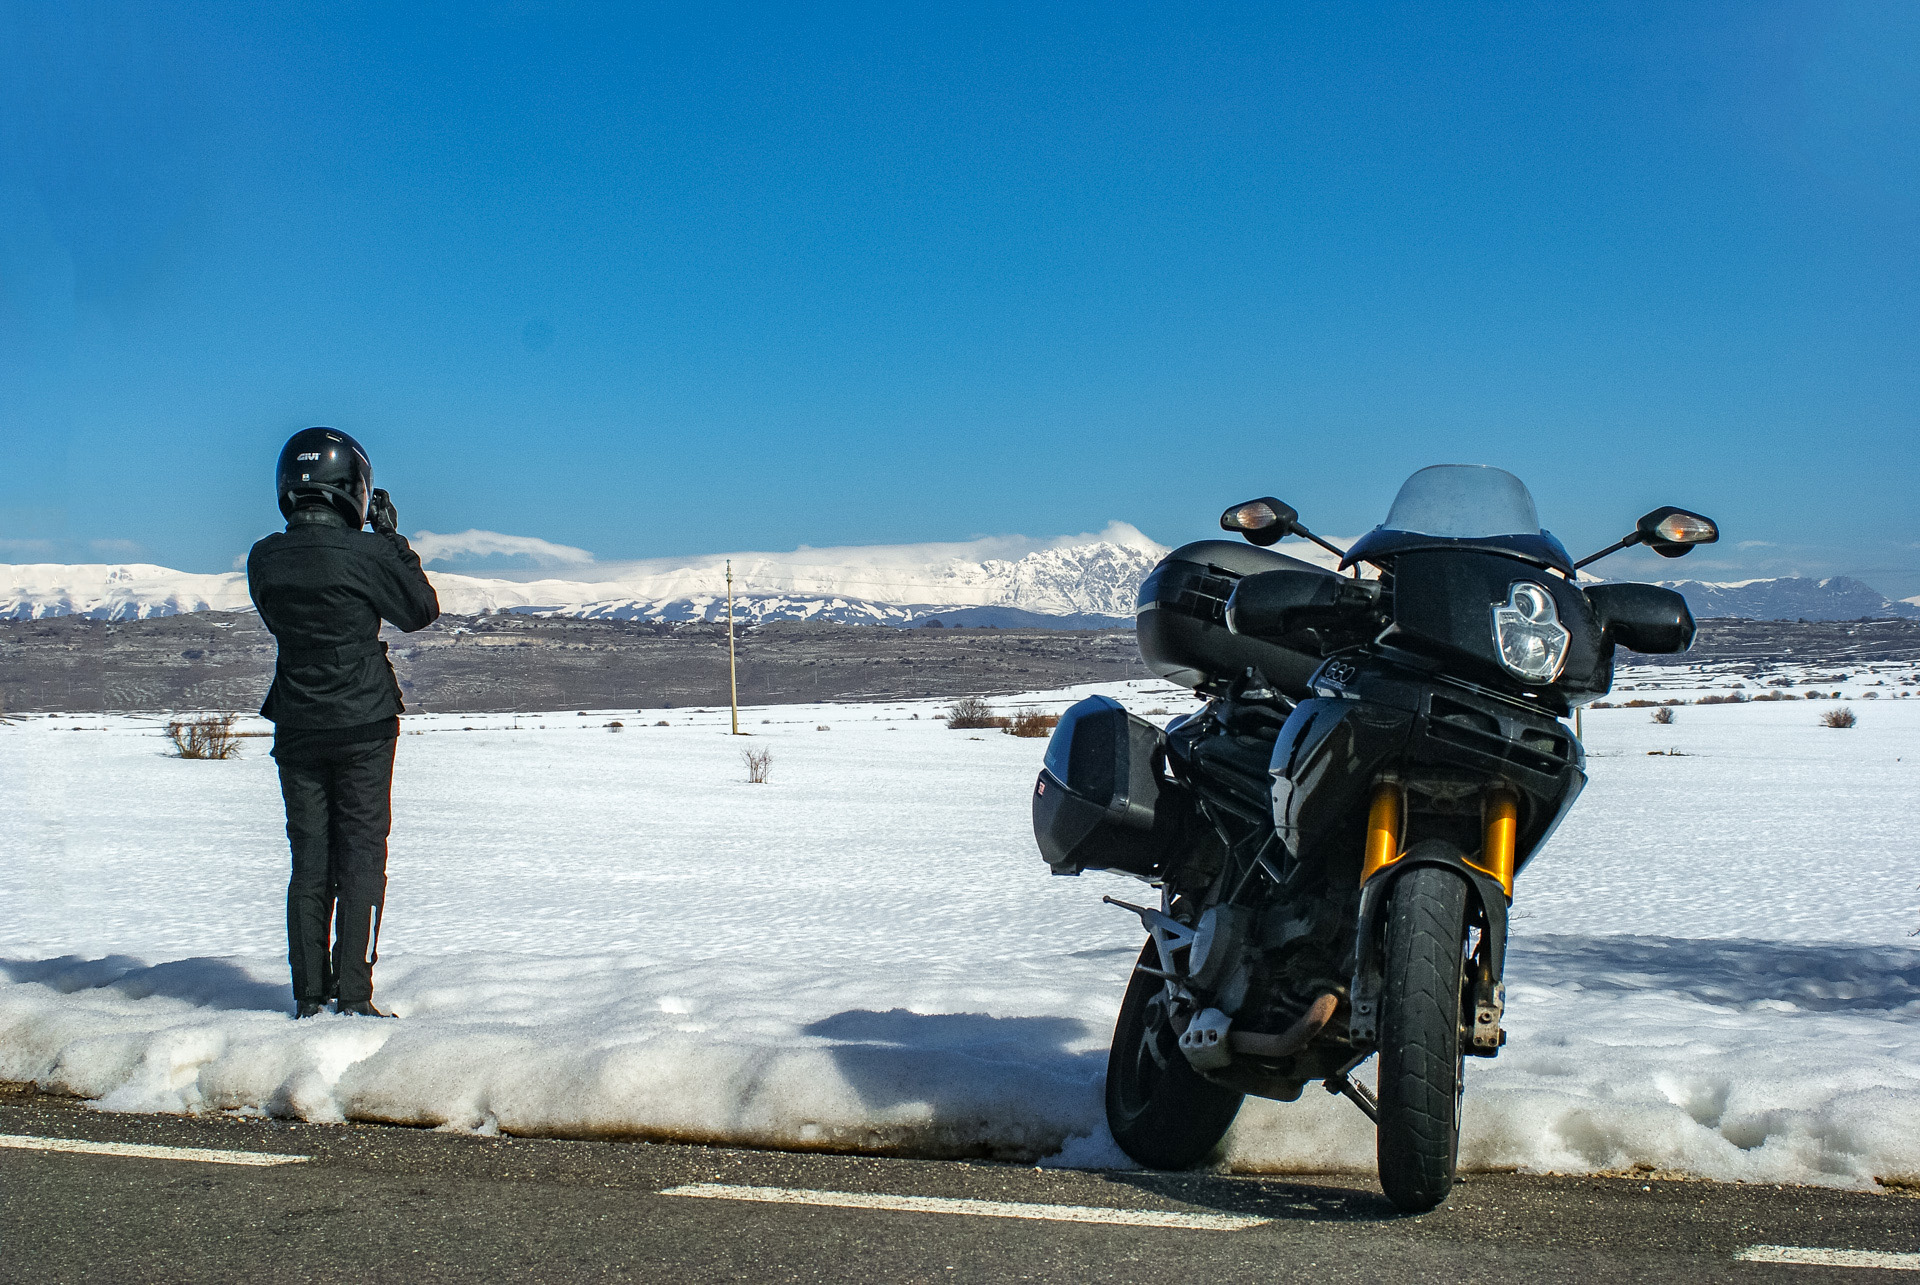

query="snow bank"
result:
[0,951,1107,1159]
[3,689,1917,1186]
[1225,933,1920,1185]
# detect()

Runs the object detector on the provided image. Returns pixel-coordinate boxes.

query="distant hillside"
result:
[1655,576,1919,622]
[0,612,1148,714]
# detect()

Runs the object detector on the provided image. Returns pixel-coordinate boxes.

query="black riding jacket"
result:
[247,508,441,732]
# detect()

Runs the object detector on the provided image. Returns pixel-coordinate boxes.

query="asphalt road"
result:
[1,1094,1914,1284]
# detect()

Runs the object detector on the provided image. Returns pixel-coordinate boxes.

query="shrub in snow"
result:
[606,722,623,731]
[1005,711,1060,738]
[947,696,1008,730]
[1650,706,1675,725]
[165,714,240,760]
[1821,706,1858,729]
[654,720,669,727]
[743,746,773,783]
[816,725,830,731]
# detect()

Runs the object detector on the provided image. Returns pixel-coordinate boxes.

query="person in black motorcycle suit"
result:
[248,428,440,1018]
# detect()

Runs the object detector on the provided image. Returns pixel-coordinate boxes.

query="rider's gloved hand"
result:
[368,488,398,534]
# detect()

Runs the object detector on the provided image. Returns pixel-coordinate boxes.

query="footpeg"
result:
[1179,1008,1234,1071]
[1104,896,1196,977]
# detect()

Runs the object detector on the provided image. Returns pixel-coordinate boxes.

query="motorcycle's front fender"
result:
[1348,842,1511,1056]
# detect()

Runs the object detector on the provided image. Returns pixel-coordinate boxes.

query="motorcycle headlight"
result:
[1491,582,1569,683]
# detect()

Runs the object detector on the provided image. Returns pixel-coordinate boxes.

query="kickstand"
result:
[1325,1063,1380,1125]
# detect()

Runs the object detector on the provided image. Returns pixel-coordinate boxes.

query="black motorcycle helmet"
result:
[276,427,373,525]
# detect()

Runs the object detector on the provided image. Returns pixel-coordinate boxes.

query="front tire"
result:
[1375,866,1471,1212]
[1105,939,1244,1169]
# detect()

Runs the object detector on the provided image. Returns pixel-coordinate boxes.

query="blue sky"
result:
[2,2,1915,594]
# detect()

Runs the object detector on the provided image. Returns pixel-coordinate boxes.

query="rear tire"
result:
[1105,939,1244,1169]
[1375,866,1471,1212]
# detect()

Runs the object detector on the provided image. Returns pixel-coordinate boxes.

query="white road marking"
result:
[1737,1245,1920,1271]
[658,1183,1268,1231]
[0,1134,310,1167]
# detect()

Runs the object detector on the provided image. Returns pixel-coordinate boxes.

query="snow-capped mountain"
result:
[1653,576,1920,622]
[418,526,1164,621]
[9,534,1910,627]
[0,525,1168,628]
[0,563,255,620]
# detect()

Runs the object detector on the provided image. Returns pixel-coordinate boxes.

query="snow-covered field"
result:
[3,677,1917,1189]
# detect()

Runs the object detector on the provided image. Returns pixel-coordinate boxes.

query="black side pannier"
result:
[1032,696,1186,879]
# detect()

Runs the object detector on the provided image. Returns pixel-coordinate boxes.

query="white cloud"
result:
[89,538,142,555]
[409,529,597,569]
[0,538,56,557]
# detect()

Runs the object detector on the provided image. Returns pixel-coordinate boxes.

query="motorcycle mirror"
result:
[1635,507,1719,559]
[1220,497,1298,548]
[1574,506,1720,570]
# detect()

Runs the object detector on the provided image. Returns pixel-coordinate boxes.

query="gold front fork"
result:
[1472,787,1520,898]
[1360,780,1403,884]
[1361,780,1519,896]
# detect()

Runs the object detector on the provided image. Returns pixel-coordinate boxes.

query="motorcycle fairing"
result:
[1380,551,1611,712]
[1269,661,1587,875]
[1343,527,1577,576]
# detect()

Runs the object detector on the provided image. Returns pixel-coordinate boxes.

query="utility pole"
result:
[727,559,740,735]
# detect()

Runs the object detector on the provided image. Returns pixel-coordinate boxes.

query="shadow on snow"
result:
[1510,935,1920,1013]
[0,954,290,1014]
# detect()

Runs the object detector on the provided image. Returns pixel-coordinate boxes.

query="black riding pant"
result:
[277,737,396,1006]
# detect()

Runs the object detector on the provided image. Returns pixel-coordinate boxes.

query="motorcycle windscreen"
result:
[1345,465,1575,573]
[1381,464,1541,538]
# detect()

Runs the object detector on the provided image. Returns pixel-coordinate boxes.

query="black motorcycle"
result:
[1032,465,1715,1211]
